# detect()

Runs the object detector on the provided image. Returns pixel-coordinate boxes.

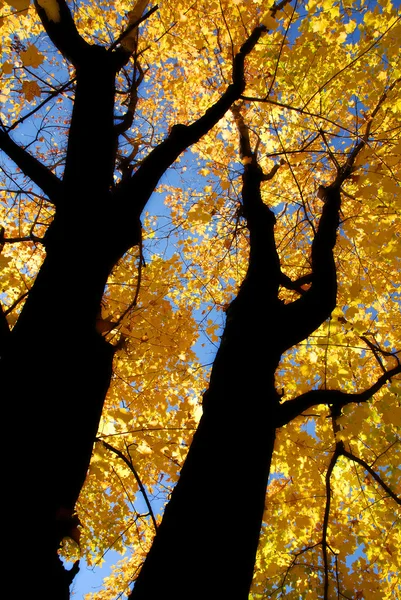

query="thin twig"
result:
[341,448,401,505]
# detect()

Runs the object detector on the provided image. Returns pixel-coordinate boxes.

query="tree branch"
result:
[279,184,340,350]
[231,105,282,296]
[231,104,253,158]
[99,439,158,532]
[1,235,44,244]
[280,272,312,296]
[3,290,30,316]
[109,4,159,54]
[185,24,267,145]
[322,445,341,600]
[341,448,401,505]
[34,0,91,66]
[6,77,76,133]
[278,364,401,426]
[361,335,400,368]
[115,24,269,216]
[333,76,401,186]
[114,63,145,137]
[271,76,399,353]
[0,128,62,205]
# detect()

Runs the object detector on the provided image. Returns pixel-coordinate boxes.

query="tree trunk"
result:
[131,153,282,599]
[131,381,278,600]
[1,222,116,597]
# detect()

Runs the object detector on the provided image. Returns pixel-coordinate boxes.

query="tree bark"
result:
[0,5,270,594]
[131,389,278,600]
[129,108,344,599]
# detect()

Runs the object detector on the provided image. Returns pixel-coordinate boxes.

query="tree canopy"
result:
[0,0,400,599]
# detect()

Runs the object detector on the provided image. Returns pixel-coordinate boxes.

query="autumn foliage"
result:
[0,0,400,599]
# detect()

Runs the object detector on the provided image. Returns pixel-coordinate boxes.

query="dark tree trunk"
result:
[0,5,269,595]
[132,401,277,600]
[1,4,393,598]
[130,159,283,599]
[1,228,115,595]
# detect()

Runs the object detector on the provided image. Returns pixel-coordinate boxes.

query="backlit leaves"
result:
[0,0,400,598]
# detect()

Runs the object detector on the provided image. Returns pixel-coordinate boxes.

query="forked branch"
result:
[117,23,271,214]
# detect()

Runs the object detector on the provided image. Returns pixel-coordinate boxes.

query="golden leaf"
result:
[21,80,41,101]
[20,45,45,69]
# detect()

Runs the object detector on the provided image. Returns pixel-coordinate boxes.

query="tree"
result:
[0,0,400,599]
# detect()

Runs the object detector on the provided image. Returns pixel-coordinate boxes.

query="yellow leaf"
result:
[20,45,45,69]
[2,62,13,74]
[136,441,152,455]
[109,408,132,424]
[262,15,278,30]
[344,20,357,34]
[349,282,360,298]
[0,255,11,268]
[188,205,211,223]
[309,351,318,363]
[22,80,41,101]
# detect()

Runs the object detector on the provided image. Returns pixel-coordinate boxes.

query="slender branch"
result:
[278,364,401,426]
[0,128,62,205]
[99,439,158,532]
[322,446,341,600]
[2,235,44,244]
[266,0,298,98]
[240,95,356,138]
[361,335,400,367]
[3,290,30,316]
[114,64,145,137]
[5,77,76,133]
[274,542,322,597]
[302,17,401,111]
[341,448,401,505]
[319,128,340,169]
[361,335,388,374]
